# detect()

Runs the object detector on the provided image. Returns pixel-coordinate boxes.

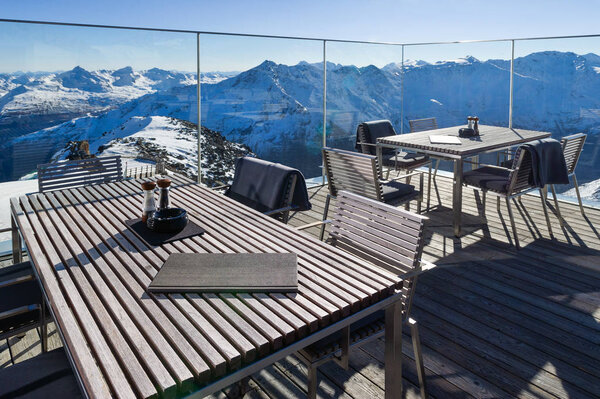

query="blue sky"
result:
[1,0,599,72]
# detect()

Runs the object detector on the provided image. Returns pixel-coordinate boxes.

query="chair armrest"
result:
[473,164,515,172]
[0,304,40,321]
[263,205,298,216]
[212,181,231,191]
[400,260,437,279]
[381,170,424,183]
[296,220,332,231]
[0,274,35,289]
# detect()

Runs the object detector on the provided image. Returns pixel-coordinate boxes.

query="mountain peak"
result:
[113,66,134,75]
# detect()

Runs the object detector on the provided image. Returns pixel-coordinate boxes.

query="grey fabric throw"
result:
[355,120,397,155]
[226,157,312,212]
[521,138,569,187]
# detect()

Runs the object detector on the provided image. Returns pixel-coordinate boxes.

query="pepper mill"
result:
[141,181,157,223]
[473,116,480,135]
[156,178,172,211]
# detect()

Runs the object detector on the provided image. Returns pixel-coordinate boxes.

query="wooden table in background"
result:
[10,175,405,398]
[377,125,551,236]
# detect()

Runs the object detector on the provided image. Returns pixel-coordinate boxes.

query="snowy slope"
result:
[52,116,253,184]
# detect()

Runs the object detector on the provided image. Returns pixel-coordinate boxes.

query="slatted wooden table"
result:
[377,125,551,237]
[10,175,405,399]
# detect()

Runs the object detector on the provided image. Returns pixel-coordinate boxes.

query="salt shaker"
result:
[141,181,157,223]
[467,116,473,129]
[156,178,172,211]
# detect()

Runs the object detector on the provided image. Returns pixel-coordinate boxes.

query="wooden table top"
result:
[10,175,400,399]
[377,125,551,158]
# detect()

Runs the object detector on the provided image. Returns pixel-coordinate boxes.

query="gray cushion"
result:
[0,348,81,398]
[463,166,511,193]
[382,152,429,168]
[381,180,416,202]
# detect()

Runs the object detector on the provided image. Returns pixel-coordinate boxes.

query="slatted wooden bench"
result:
[37,156,123,193]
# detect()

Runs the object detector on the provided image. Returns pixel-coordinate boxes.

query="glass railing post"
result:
[322,39,327,185]
[401,44,405,134]
[509,39,515,129]
[197,33,202,184]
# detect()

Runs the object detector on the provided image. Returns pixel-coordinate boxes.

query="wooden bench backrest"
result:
[329,190,427,317]
[37,156,123,193]
[322,147,382,200]
[560,133,586,175]
[409,117,438,133]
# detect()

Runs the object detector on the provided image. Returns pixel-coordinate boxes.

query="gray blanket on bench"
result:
[226,157,311,212]
[521,138,569,187]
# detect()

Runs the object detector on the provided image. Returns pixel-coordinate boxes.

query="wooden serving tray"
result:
[149,253,298,293]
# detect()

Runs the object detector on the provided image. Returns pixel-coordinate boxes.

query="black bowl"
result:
[146,208,188,233]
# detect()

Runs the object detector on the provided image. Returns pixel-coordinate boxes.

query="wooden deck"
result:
[2,173,600,398]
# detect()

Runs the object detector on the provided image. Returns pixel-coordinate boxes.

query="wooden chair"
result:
[549,133,587,224]
[214,157,309,224]
[320,147,423,240]
[463,146,553,249]
[356,120,433,210]
[0,261,50,362]
[409,117,438,133]
[296,190,431,399]
[37,156,123,193]
[0,348,81,398]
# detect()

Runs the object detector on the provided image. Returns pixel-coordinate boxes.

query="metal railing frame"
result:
[0,18,598,199]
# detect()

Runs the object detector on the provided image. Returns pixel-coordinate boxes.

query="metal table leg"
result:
[453,159,464,237]
[385,301,402,399]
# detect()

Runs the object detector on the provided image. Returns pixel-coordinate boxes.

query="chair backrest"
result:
[322,147,383,200]
[560,133,586,175]
[409,117,438,133]
[37,156,123,193]
[356,120,396,156]
[225,156,301,219]
[328,190,427,318]
[507,146,534,194]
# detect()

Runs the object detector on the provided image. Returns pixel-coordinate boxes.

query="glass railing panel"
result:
[199,34,323,185]
[324,42,403,152]
[0,21,197,243]
[403,41,512,171]
[513,38,600,207]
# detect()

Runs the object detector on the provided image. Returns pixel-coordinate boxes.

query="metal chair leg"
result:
[307,364,318,399]
[426,162,432,211]
[433,159,440,179]
[319,194,331,241]
[572,173,585,216]
[497,196,501,212]
[550,184,563,227]
[11,215,22,264]
[539,188,553,239]
[482,191,487,214]
[41,299,48,353]
[505,197,520,249]
[409,318,428,399]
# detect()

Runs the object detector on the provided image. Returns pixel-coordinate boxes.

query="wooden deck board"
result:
[2,174,599,398]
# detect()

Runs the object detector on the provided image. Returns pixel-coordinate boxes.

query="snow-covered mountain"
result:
[0,66,235,142]
[2,52,600,202]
